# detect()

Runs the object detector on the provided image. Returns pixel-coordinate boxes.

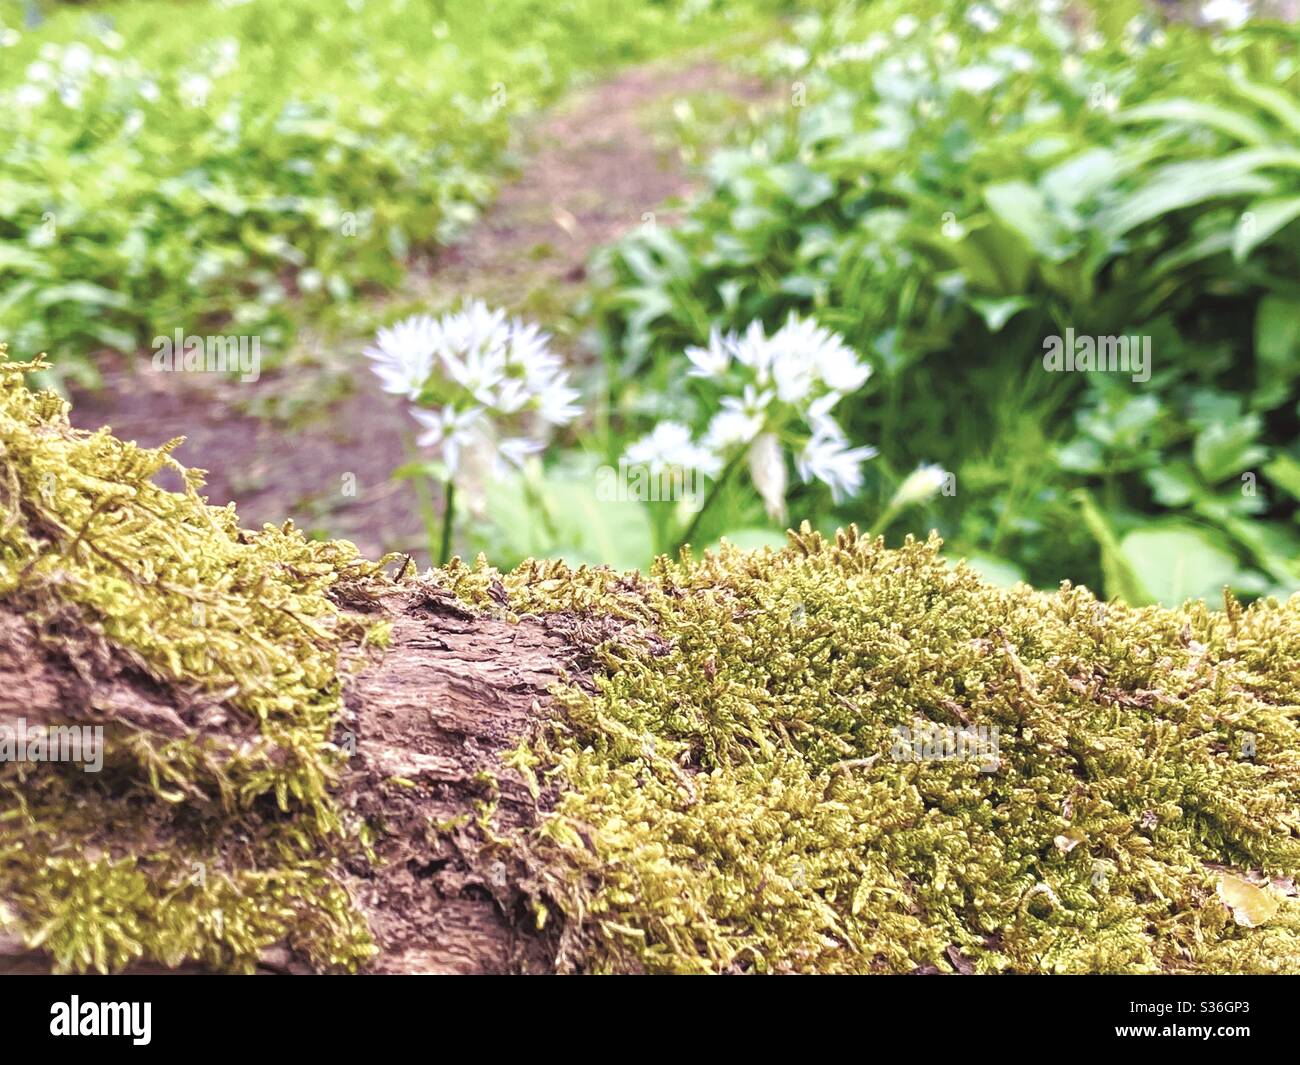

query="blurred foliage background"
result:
[589,0,1300,603]
[1,0,1297,606]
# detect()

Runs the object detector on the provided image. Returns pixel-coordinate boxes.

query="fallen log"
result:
[2,348,1299,975]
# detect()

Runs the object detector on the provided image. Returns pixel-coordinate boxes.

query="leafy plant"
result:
[0,0,782,388]
[589,0,1300,600]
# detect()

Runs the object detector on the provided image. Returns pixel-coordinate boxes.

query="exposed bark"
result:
[0,586,585,974]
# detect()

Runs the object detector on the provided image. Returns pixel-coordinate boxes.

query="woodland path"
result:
[70,57,767,560]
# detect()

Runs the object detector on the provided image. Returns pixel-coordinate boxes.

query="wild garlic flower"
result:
[797,432,879,504]
[966,4,1002,33]
[891,463,948,509]
[625,313,877,516]
[365,301,580,479]
[624,422,722,478]
[1200,0,1252,29]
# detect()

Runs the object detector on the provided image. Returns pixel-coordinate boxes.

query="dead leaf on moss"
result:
[1216,873,1280,928]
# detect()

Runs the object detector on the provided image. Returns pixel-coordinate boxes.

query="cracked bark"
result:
[0,590,582,974]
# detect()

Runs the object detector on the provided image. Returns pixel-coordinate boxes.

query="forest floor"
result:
[69,56,769,560]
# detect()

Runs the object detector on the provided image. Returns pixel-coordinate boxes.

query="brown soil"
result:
[68,58,767,562]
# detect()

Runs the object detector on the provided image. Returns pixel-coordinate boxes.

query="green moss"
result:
[449,530,1300,974]
[4,348,1299,974]
[0,348,385,971]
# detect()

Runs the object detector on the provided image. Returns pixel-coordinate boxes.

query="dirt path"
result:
[70,58,767,561]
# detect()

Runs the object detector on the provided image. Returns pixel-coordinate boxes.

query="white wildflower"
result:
[732,319,778,379]
[498,436,545,471]
[410,406,484,478]
[891,464,948,509]
[1201,0,1251,28]
[370,302,582,484]
[365,315,439,399]
[14,84,46,109]
[954,65,1003,94]
[536,377,582,426]
[661,314,877,514]
[685,328,732,378]
[893,15,919,38]
[61,43,94,76]
[624,422,721,477]
[180,73,211,106]
[704,407,763,451]
[804,392,845,440]
[797,433,879,503]
[434,300,510,365]
[966,4,1001,32]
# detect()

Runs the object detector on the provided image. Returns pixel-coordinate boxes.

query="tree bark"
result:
[0,585,581,974]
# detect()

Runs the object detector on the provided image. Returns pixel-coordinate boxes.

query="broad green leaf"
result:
[1095,149,1300,240]
[484,470,653,571]
[984,181,1074,261]
[1230,74,1300,138]
[1071,490,1151,605]
[1253,295,1300,409]
[1042,148,1128,210]
[33,283,130,310]
[1264,453,1300,503]
[1119,525,1240,606]
[1234,196,1300,262]
[1193,418,1268,485]
[707,528,790,553]
[1115,99,1273,146]
[961,554,1027,589]
[1145,464,1200,508]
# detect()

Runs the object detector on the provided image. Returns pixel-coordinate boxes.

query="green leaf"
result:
[1095,149,1300,241]
[483,469,653,570]
[33,283,131,310]
[1193,418,1268,485]
[1264,453,1300,503]
[1233,196,1300,262]
[1071,490,1150,605]
[1145,464,1200,508]
[1119,525,1240,606]
[961,554,1027,589]
[1229,74,1300,138]
[707,528,790,553]
[1115,99,1273,147]
[1253,295,1300,409]
[969,295,1032,332]
[984,182,1074,261]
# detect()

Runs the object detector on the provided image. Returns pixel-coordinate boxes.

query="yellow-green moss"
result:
[444,531,1300,974]
[4,346,1299,975]
[0,348,384,971]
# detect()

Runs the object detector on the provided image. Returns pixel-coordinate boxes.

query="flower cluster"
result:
[623,314,877,518]
[365,301,581,479]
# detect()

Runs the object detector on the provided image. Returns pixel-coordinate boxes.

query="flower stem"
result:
[867,501,901,540]
[438,480,456,566]
[675,446,747,556]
